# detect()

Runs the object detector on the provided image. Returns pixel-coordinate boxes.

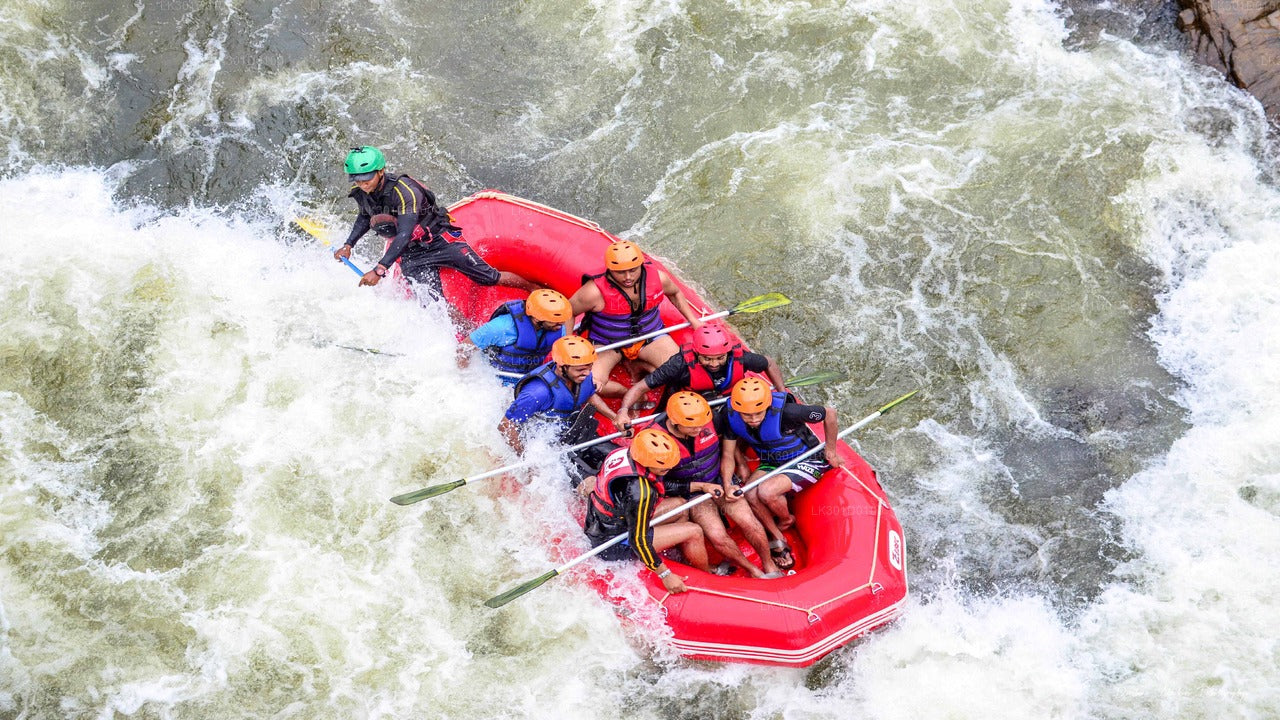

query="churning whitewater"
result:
[1,0,1278,717]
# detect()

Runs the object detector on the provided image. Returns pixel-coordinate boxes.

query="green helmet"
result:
[344,146,386,181]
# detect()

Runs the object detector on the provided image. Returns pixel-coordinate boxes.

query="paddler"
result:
[582,427,723,594]
[460,289,573,384]
[499,335,615,454]
[333,146,537,298]
[568,240,704,383]
[612,323,787,429]
[720,377,844,571]
[626,392,782,578]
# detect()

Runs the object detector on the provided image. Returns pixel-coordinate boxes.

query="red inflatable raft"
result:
[436,191,908,667]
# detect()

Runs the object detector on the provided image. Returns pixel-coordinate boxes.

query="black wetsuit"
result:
[642,350,770,404]
[345,172,500,296]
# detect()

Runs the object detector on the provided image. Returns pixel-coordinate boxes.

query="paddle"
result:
[293,217,366,277]
[593,292,791,353]
[387,370,848,506]
[337,345,404,357]
[483,389,918,608]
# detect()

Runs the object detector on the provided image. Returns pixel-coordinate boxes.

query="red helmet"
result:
[690,324,733,355]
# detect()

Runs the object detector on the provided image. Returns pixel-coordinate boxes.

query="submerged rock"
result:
[1176,0,1280,121]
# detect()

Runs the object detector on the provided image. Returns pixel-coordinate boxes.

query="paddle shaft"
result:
[293,217,366,276]
[592,308,734,353]
[338,256,365,277]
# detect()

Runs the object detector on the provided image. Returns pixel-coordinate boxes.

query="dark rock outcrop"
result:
[1177,0,1280,120]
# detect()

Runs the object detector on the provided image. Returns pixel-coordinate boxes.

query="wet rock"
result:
[1176,0,1280,121]
[1060,0,1186,49]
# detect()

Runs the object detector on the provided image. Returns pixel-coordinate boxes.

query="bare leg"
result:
[636,334,681,370]
[757,474,796,531]
[653,521,709,572]
[692,502,766,578]
[590,349,624,391]
[744,470,785,543]
[651,496,690,524]
[718,498,780,575]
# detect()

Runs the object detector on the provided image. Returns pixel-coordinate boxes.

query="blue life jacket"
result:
[726,392,815,465]
[485,301,560,380]
[513,361,596,430]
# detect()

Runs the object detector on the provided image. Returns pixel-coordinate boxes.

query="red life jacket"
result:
[680,344,746,396]
[580,263,666,345]
[589,446,666,520]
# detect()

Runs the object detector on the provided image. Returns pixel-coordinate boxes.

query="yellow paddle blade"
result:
[728,292,791,314]
[293,217,331,244]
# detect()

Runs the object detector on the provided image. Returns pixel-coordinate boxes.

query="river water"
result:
[1,0,1277,718]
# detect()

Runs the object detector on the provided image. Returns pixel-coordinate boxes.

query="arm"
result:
[764,355,787,393]
[500,383,553,453]
[719,436,739,486]
[343,214,370,248]
[335,214,370,261]
[468,315,519,352]
[588,394,617,425]
[498,417,524,455]
[623,478,692,593]
[623,479,663,572]
[658,271,703,330]
[613,377,655,429]
[375,212,420,270]
[568,282,604,318]
[821,406,844,468]
[456,335,476,367]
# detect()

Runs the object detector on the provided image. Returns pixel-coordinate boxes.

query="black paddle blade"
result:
[389,479,466,506]
[485,570,560,608]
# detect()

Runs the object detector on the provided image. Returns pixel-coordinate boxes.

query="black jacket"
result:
[344,172,461,267]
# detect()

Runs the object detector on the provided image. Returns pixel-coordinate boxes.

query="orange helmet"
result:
[630,428,681,470]
[730,377,772,413]
[524,289,572,324]
[604,241,644,271]
[551,336,597,366]
[666,391,712,427]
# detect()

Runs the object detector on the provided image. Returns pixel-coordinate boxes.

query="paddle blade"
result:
[293,217,330,242]
[390,479,466,506]
[877,390,919,415]
[785,370,848,388]
[485,569,560,608]
[337,345,404,357]
[727,292,791,315]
